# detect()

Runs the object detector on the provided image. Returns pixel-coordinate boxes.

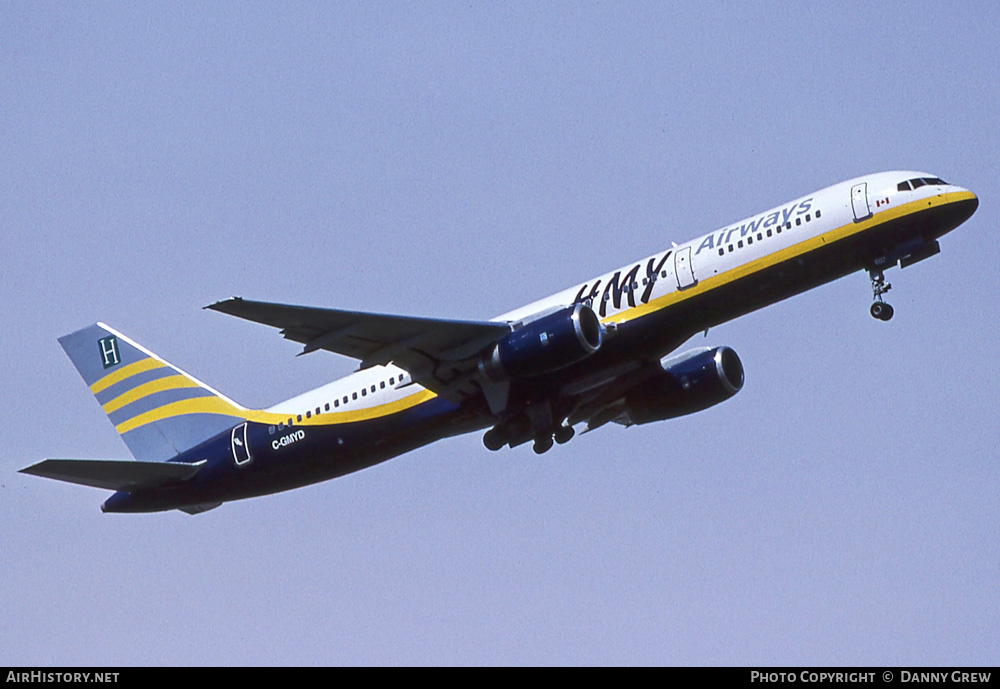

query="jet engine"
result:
[480,304,603,380]
[622,346,744,425]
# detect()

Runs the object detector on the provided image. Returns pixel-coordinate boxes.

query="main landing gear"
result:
[868,268,894,321]
[530,425,574,455]
[482,420,575,454]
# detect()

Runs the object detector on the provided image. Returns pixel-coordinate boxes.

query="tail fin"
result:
[59,323,249,461]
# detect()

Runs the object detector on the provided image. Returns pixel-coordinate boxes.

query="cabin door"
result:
[231,423,251,466]
[851,182,872,222]
[675,246,697,290]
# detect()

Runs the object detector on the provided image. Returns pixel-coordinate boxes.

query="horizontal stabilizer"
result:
[20,459,206,491]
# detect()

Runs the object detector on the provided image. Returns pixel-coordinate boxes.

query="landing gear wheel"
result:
[868,268,894,321]
[532,435,554,455]
[554,425,575,445]
[483,428,506,452]
[870,302,894,321]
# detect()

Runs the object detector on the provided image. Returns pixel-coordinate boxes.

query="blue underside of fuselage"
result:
[102,393,482,513]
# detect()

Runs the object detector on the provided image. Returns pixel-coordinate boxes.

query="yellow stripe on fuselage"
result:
[101,374,201,414]
[609,191,975,326]
[116,384,438,435]
[89,358,166,394]
[116,396,247,435]
[246,387,438,427]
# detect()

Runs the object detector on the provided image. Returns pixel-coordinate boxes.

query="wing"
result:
[206,297,513,403]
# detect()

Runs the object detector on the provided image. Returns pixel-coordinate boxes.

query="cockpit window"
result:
[899,177,948,192]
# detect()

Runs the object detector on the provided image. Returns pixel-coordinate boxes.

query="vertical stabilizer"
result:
[59,323,249,460]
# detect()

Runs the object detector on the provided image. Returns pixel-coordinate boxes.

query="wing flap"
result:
[20,459,206,491]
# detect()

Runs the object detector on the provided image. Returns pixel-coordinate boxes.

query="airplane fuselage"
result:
[36,171,981,514]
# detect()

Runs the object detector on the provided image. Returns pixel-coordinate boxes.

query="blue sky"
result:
[3,2,998,665]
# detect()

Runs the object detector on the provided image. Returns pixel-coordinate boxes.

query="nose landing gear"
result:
[869,269,894,321]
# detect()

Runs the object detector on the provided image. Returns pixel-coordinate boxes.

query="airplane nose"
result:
[962,188,979,215]
[953,187,979,226]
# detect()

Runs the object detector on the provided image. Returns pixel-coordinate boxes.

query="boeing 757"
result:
[21,171,978,514]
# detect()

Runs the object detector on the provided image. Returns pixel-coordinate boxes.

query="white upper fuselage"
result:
[265,171,974,425]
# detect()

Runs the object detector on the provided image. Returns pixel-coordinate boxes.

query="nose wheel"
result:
[870,301,894,321]
[868,269,893,321]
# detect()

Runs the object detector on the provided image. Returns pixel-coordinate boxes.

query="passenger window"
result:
[718,248,725,256]
[268,426,275,435]
[371,385,376,393]
[352,392,358,401]
[334,399,339,408]
[767,229,772,237]
[795,218,801,226]
[325,403,330,411]
[738,240,744,248]
[815,209,821,218]
[361,388,367,397]
[805,214,811,222]
[380,381,386,389]
[296,415,302,422]
[306,411,311,419]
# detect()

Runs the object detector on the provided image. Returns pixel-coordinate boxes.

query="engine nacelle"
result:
[623,346,744,424]
[480,304,603,380]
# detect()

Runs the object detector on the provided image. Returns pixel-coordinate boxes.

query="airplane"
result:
[21,171,978,514]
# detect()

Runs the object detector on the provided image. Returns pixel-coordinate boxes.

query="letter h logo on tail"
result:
[99,336,120,369]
